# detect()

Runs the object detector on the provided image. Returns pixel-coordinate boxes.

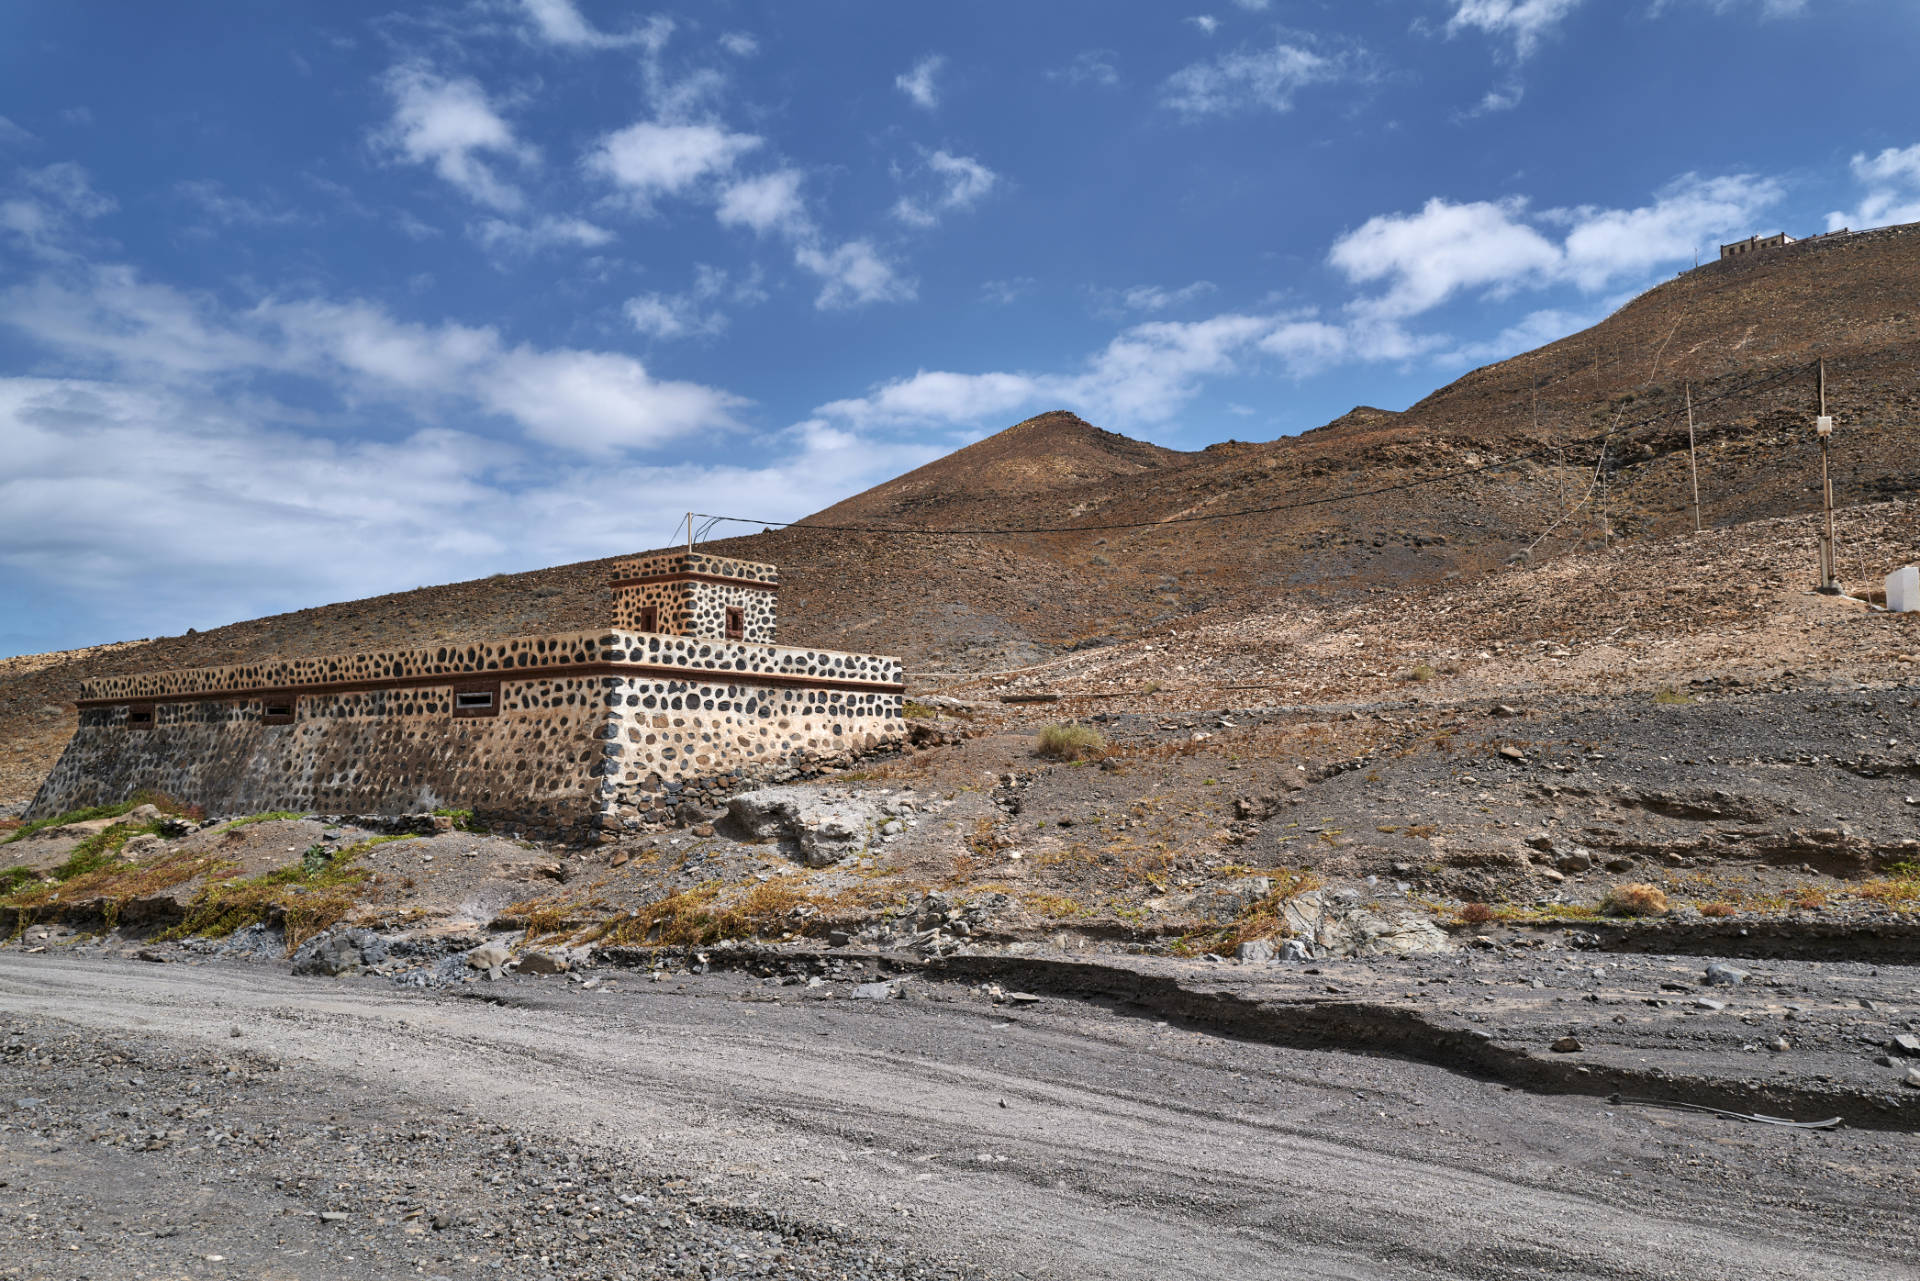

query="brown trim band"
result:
[608,572,780,591]
[76,661,904,709]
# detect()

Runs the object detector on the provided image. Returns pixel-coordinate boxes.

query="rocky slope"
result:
[4,223,1919,810]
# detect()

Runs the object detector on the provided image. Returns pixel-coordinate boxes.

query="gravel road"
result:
[2,952,1915,1280]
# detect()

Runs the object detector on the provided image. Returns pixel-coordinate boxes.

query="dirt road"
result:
[2,952,1914,1280]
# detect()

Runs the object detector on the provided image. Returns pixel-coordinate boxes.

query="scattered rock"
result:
[465,943,511,971]
[1889,1033,1920,1056]
[291,929,386,978]
[852,981,898,1001]
[516,949,569,976]
[1498,746,1526,762]
[1235,939,1275,963]
[1703,963,1751,987]
[1550,1036,1582,1053]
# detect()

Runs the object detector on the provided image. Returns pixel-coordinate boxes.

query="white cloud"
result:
[891,150,998,227]
[0,374,933,657]
[1189,16,1221,35]
[1050,50,1121,86]
[518,0,661,50]
[1438,303,1608,364]
[376,65,536,211]
[1827,142,1920,231]
[586,121,762,208]
[894,55,945,110]
[1444,0,1585,59]
[2,162,116,262]
[1161,39,1345,117]
[623,266,759,340]
[0,116,38,147]
[1330,173,1782,318]
[1651,0,1809,16]
[715,168,809,237]
[24,162,115,219]
[3,262,743,455]
[719,32,758,57]
[473,214,615,253]
[1109,281,1217,314]
[795,240,915,310]
[1463,81,1525,115]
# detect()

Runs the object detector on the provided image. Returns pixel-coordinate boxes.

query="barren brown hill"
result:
[4,222,1918,809]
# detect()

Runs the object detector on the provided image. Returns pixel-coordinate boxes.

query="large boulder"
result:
[291,928,388,977]
[721,787,880,867]
[1279,891,1452,958]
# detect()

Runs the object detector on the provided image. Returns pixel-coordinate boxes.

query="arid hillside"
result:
[4,222,1919,809]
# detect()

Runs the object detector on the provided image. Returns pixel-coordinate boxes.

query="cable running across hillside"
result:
[687,361,1818,540]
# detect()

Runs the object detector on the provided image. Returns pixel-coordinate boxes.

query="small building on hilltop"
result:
[1719,232,1797,259]
[27,552,906,841]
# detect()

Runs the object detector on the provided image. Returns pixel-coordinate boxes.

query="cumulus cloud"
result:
[586,121,762,208]
[1444,0,1585,59]
[892,150,998,227]
[472,214,614,254]
[623,265,761,341]
[715,168,809,236]
[719,32,758,56]
[0,374,932,657]
[894,55,945,110]
[1,162,116,261]
[3,261,743,454]
[1331,173,1783,318]
[376,66,536,210]
[518,0,665,50]
[795,240,915,310]
[1827,142,1920,231]
[1161,39,1346,116]
[0,116,38,147]
[1189,16,1221,35]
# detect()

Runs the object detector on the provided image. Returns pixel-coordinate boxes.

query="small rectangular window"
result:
[127,704,155,729]
[638,604,659,632]
[452,679,502,719]
[725,606,745,641]
[261,697,296,725]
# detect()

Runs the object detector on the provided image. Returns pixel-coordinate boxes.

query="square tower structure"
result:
[610,551,778,643]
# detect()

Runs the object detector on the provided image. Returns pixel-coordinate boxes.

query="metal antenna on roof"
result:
[686,511,694,555]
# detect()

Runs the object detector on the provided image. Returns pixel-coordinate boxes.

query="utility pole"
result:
[1685,383,1702,534]
[1815,359,1840,593]
[685,511,694,556]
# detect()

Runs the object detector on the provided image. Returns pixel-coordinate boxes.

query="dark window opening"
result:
[453,679,502,719]
[638,604,659,632]
[262,697,296,725]
[725,606,745,641]
[127,704,154,729]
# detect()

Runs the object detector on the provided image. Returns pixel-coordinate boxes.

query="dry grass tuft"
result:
[1602,882,1670,917]
[1458,901,1495,925]
[164,835,412,951]
[1036,722,1106,762]
[596,876,829,948]
[1698,901,1737,917]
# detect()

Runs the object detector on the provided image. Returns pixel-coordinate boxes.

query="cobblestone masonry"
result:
[28,556,904,841]
[609,551,778,642]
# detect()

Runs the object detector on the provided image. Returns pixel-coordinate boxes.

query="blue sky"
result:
[3,0,1918,657]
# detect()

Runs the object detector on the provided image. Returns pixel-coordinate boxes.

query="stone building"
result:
[1719,232,1796,259]
[27,552,906,841]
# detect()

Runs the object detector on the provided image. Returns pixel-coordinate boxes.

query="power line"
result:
[690,361,1816,541]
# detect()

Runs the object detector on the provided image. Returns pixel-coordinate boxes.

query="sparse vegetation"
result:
[902,699,939,720]
[164,835,414,951]
[216,810,305,832]
[1409,664,1436,682]
[1652,688,1694,705]
[1602,882,1670,917]
[1458,902,1495,925]
[2,791,199,846]
[1036,722,1106,762]
[432,807,482,832]
[1699,901,1737,917]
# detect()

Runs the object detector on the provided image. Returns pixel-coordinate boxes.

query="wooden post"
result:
[1685,383,1702,534]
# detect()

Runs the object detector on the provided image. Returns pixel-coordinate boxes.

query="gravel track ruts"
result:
[2,953,1915,1280]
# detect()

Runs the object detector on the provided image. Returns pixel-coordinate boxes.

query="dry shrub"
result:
[1036,722,1106,762]
[599,876,827,948]
[1216,868,1322,952]
[1458,902,1495,925]
[1602,882,1669,917]
[1698,901,1737,917]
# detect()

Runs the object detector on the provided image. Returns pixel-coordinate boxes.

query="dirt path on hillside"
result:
[2,954,1914,1280]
